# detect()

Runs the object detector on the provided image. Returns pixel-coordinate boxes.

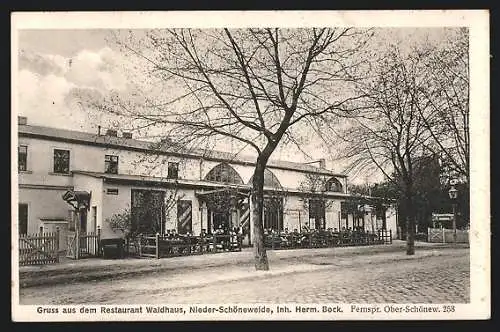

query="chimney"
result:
[18,116,27,125]
[318,158,326,169]
[122,132,133,139]
[106,129,118,137]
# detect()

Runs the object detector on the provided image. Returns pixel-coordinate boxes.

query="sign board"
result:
[432,213,454,221]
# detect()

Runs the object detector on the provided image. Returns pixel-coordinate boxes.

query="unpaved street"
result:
[19,247,469,304]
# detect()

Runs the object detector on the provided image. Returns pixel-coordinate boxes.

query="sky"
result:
[15,27,456,184]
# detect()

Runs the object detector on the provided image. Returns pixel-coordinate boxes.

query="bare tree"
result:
[338,46,437,255]
[415,28,469,185]
[104,28,372,270]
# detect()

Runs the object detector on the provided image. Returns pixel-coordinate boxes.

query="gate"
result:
[19,230,60,266]
[427,227,469,243]
[66,230,101,259]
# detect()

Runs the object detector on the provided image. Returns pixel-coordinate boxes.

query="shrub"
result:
[105,209,133,239]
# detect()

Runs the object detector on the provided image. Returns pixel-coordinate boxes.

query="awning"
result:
[62,190,91,210]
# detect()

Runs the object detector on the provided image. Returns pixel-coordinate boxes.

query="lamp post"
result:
[448,183,458,243]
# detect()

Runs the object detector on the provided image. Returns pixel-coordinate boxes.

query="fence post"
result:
[138,234,142,257]
[75,211,80,260]
[55,227,60,262]
[309,233,312,248]
[442,227,446,244]
[201,233,205,253]
[155,233,160,259]
[389,229,392,244]
[97,226,101,256]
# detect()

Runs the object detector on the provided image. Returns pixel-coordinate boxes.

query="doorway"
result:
[208,210,230,234]
[18,203,28,234]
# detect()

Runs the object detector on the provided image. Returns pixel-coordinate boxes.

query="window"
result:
[105,155,119,174]
[53,149,70,174]
[18,145,27,172]
[167,162,179,179]
[106,188,119,195]
[326,177,343,192]
[205,163,243,184]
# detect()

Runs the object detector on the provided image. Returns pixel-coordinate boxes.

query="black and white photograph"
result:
[11,10,490,321]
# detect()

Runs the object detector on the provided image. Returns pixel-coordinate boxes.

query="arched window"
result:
[205,163,244,185]
[326,177,343,192]
[248,169,282,189]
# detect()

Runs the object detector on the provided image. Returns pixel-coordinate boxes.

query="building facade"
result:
[16,117,397,247]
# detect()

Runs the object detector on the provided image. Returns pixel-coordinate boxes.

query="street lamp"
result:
[448,183,458,243]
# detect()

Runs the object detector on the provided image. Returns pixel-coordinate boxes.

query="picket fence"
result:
[19,230,60,266]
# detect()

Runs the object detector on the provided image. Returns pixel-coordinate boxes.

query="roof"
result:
[19,124,347,178]
[72,170,251,190]
[72,170,352,198]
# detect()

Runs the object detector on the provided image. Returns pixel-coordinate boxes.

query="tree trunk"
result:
[405,193,416,255]
[251,160,269,270]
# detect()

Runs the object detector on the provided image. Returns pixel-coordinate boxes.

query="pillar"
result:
[200,201,208,235]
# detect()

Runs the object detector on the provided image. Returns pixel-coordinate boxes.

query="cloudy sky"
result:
[17,29,129,132]
[15,27,455,183]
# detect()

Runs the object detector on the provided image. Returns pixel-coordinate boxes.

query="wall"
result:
[72,173,104,233]
[19,135,346,193]
[18,188,70,234]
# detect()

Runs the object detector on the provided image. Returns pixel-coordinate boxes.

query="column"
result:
[199,201,208,235]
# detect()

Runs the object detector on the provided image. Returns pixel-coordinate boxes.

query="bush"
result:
[105,209,133,239]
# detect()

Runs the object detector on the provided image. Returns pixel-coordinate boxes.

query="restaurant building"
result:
[16,116,397,249]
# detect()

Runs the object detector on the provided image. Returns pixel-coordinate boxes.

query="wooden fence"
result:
[427,227,469,243]
[66,230,100,260]
[19,230,60,266]
[130,234,242,259]
[264,229,392,250]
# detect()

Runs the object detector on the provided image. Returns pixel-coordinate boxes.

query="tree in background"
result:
[339,47,437,255]
[337,29,469,254]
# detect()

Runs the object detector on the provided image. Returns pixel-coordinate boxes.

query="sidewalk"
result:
[17,241,468,288]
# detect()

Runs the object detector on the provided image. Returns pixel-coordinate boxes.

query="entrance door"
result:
[19,204,28,234]
[309,200,326,230]
[80,208,88,249]
[80,209,87,233]
[208,210,229,233]
[264,197,283,231]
